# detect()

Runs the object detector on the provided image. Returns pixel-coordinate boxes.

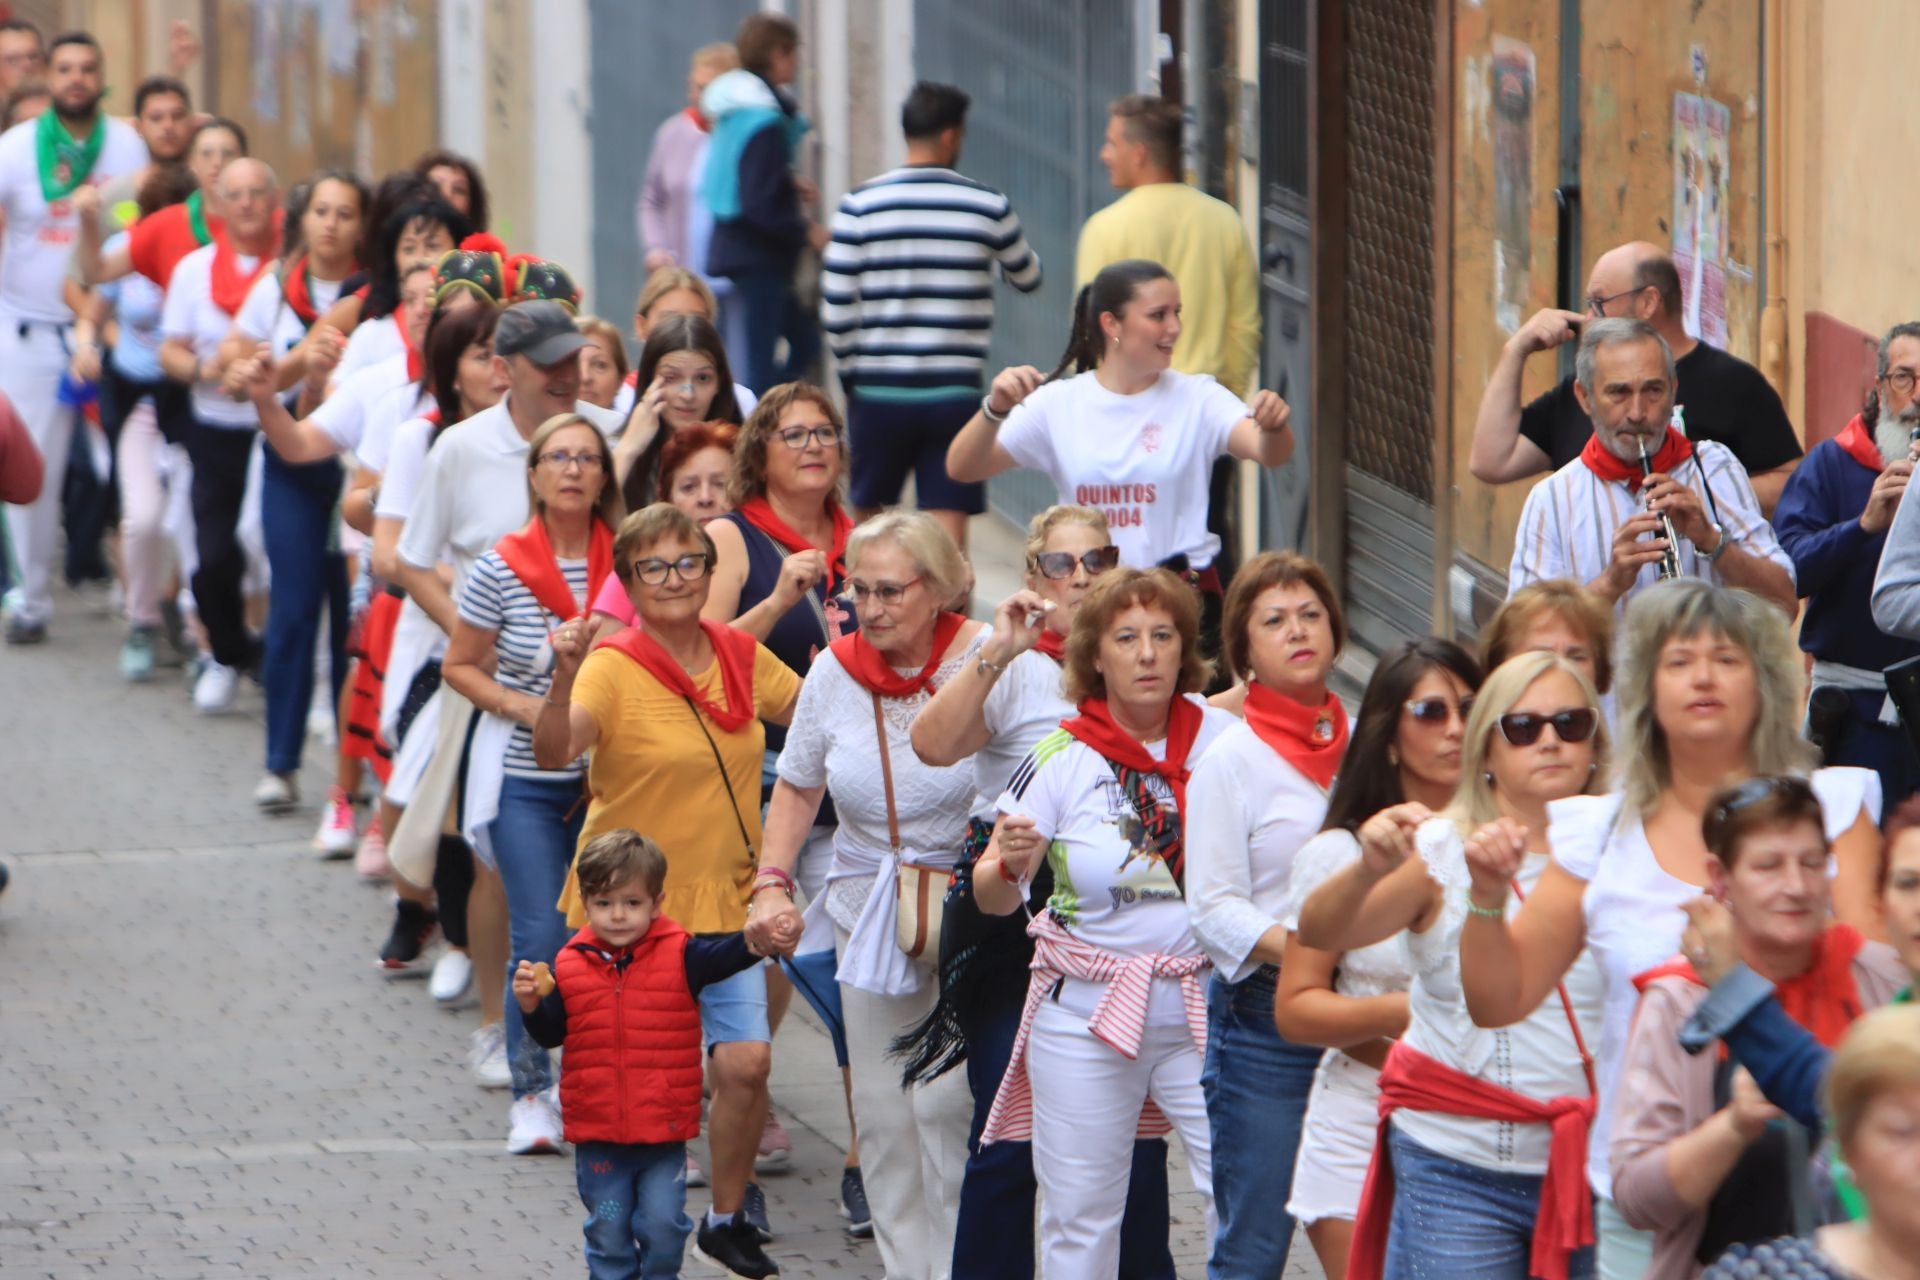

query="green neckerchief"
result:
[184,190,212,245]
[1897,985,1913,1004]
[34,109,106,202]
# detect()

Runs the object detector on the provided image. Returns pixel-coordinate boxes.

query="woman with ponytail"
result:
[946,260,1295,657]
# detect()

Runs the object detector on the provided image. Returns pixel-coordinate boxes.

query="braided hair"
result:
[1045,259,1174,383]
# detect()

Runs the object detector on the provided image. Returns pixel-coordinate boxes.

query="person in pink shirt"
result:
[592,418,738,629]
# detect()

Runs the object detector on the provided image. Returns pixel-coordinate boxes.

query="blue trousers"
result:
[1382,1125,1596,1280]
[1201,968,1323,1279]
[951,985,1176,1280]
[575,1140,692,1280]
[724,268,819,393]
[491,771,585,1097]
[260,445,348,774]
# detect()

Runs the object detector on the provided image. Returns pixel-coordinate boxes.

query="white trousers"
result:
[835,924,971,1280]
[114,401,171,628]
[1027,1000,1215,1280]
[0,320,76,626]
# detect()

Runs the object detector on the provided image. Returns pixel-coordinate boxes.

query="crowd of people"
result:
[5,12,1920,1280]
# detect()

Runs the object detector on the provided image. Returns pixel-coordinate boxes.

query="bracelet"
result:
[976,654,1009,679]
[995,857,1022,886]
[752,867,796,896]
[1463,889,1506,920]
[980,393,1007,424]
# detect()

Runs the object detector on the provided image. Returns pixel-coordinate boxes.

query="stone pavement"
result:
[0,577,1321,1279]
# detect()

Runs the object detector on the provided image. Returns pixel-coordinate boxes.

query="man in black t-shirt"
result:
[1469,241,1802,513]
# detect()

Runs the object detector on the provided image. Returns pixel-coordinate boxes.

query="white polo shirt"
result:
[161,243,275,428]
[0,116,148,323]
[307,353,413,458]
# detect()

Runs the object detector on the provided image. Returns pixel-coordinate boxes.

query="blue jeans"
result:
[491,771,585,1098]
[724,268,819,392]
[575,1140,692,1280]
[952,986,1176,1280]
[1382,1126,1597,1280]
[1201,967,1322,1278]
[261,445,348,774]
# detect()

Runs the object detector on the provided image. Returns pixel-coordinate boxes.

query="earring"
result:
[1387,747,1399,766]
[1483,770,1496,788]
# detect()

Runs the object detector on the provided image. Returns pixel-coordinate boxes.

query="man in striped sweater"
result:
[821,81,1040,554]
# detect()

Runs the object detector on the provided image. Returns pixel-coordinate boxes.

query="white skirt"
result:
[1286,1050,1382,1227]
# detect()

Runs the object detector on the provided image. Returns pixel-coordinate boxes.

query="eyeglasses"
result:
[1587,287,1642,317]
[1496,707,1599,747]
[846,577,922,607]
[631,553,712,585]
[537,449,606,471]
[1033,546,1121,580]
[1883,369,1920,395]
[1405,695,1473,724]
[774,424,840,450]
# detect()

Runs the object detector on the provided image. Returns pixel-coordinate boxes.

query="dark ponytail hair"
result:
[1046,258,1174,383]
[1320,637,1485,835]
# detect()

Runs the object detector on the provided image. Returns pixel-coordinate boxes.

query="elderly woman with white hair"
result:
[748,510,986,1280]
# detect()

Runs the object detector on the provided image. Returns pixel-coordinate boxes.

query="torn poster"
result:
[1672,91,1730,347]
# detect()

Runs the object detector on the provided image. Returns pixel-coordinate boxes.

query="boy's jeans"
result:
[575,1140,692,1280]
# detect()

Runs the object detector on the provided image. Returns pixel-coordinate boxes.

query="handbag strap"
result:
[1507,876,1597,1095]
[871,692,902,853]
[685,695,755,860]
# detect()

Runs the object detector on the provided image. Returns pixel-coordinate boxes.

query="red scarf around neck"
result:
[494,517,613,624]
[596,620,759,733]
[1061,693,1205,864]
[1633,923,1867,1050]
[209,234,275,317]
[736,495,853,594]
[1835,413,1890,472]
[397,312,423,381]
[1242,681,1347,791]
[1578,423,1694,493]
[1032,630,1068,663]
[282,254,324,327]
[830,611,966,699]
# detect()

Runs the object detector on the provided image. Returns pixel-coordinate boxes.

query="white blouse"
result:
[1280,828,1410,1002]
[1184,719,1332,984]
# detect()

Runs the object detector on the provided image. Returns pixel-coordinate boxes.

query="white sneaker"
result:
[505,1094,563,1155]
[193,661,239,714]
[314,787,358,857]
[252,772,299,813]
[430,950,474,1004]
[469,1023,512,1089]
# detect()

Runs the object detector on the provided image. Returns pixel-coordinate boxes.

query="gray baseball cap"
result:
[494,300,591,365]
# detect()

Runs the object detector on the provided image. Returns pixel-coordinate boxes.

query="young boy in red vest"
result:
[516,829,769,1279]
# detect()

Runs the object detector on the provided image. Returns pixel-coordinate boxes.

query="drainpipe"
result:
[1759,0,1789,404]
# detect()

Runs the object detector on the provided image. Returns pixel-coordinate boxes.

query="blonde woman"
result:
[574,315,629,410]
[1455,580,1885,1279]
[613,265,758,420]
[1296,651,1610,1280]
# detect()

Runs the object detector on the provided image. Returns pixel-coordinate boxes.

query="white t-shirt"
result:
[1395,818,1605,1176]
[233,268,345,354]
[1548,766,1880,1199]
[997,369,1246,569]
[310,353,412,455]
[333,312,407,389]
[1184,719,1332,984]
[375,416,435,522]
[970,648,1073,819]
[0,116,147,322]
[160,243,277,428]
[995,701,1236,1025]
[358,376,429,474]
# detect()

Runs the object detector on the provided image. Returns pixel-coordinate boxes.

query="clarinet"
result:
[1638,436,1685,580]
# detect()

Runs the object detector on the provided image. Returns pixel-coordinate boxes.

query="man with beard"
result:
[1775,322,1920,804]
[0,31,148,644]
[1508,317,1795,616]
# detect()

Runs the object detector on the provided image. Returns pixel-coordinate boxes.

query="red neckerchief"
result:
[736,495,854,594]
[830,611,966,699]
[596,621,759,733]
[1032,630,1067,663]
[209,234,274,317]
[1242,681,1347,792]
[1834,413,1889,472]
[684,105,709,133]
[1633,923,1867,1051]
[396,313,423,381]
[1349,1042,1595,1280]
[1061,695,1205,885]
[622,369,639,390]
[1578,424,1695,493]
[282,254,322,327]
[493,518,613,623]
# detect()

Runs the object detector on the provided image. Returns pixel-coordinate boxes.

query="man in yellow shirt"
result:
[1075,93,1260,396]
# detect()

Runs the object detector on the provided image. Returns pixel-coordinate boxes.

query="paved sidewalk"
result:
[0,584,1317,1278]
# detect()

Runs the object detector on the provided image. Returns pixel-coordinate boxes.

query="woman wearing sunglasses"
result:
[1454,580,1884,1280]
[1269,637,1483,1280]
[906,505,1176,1278]
[535,501,802,1276]
[1296,650,1610,1280]
[1607,776,1904,1279]
[748,511,985,1278]
[1178,551,1348,1275]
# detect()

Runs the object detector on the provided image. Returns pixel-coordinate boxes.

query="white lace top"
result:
[778,634,987,931]
[1279,829,1411,1001]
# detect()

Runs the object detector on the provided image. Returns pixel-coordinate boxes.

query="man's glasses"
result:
[1883,369,1920,395]
[538,449,606,471]
[775,424,840,450]
[847,578,922,607]
[1587,287,1641,317]
[1405,695,1473,724]
[631,553,712,585]
[1496,707,1598,747]
[1033,547,1120,580]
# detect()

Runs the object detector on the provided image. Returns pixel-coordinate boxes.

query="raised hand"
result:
[986,365,1046,418]
[988,588,1054,663]
[1679,894,1739,985]
[774,549,827,608]
[995,814,1048,880]
[1509,307,1586,357]
[550,612,592,678]
[1727,1067,1783,1143]
[1356,802,1431,877]
[1461,816,1530,904]
[1247,389,1291,435]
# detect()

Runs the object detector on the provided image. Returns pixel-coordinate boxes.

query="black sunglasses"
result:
[1405,695,1473,724]
[1496,707,1598,747]
[1033,546,1121,580]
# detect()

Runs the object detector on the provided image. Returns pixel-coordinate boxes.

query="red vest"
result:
[553,918,704,1145]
